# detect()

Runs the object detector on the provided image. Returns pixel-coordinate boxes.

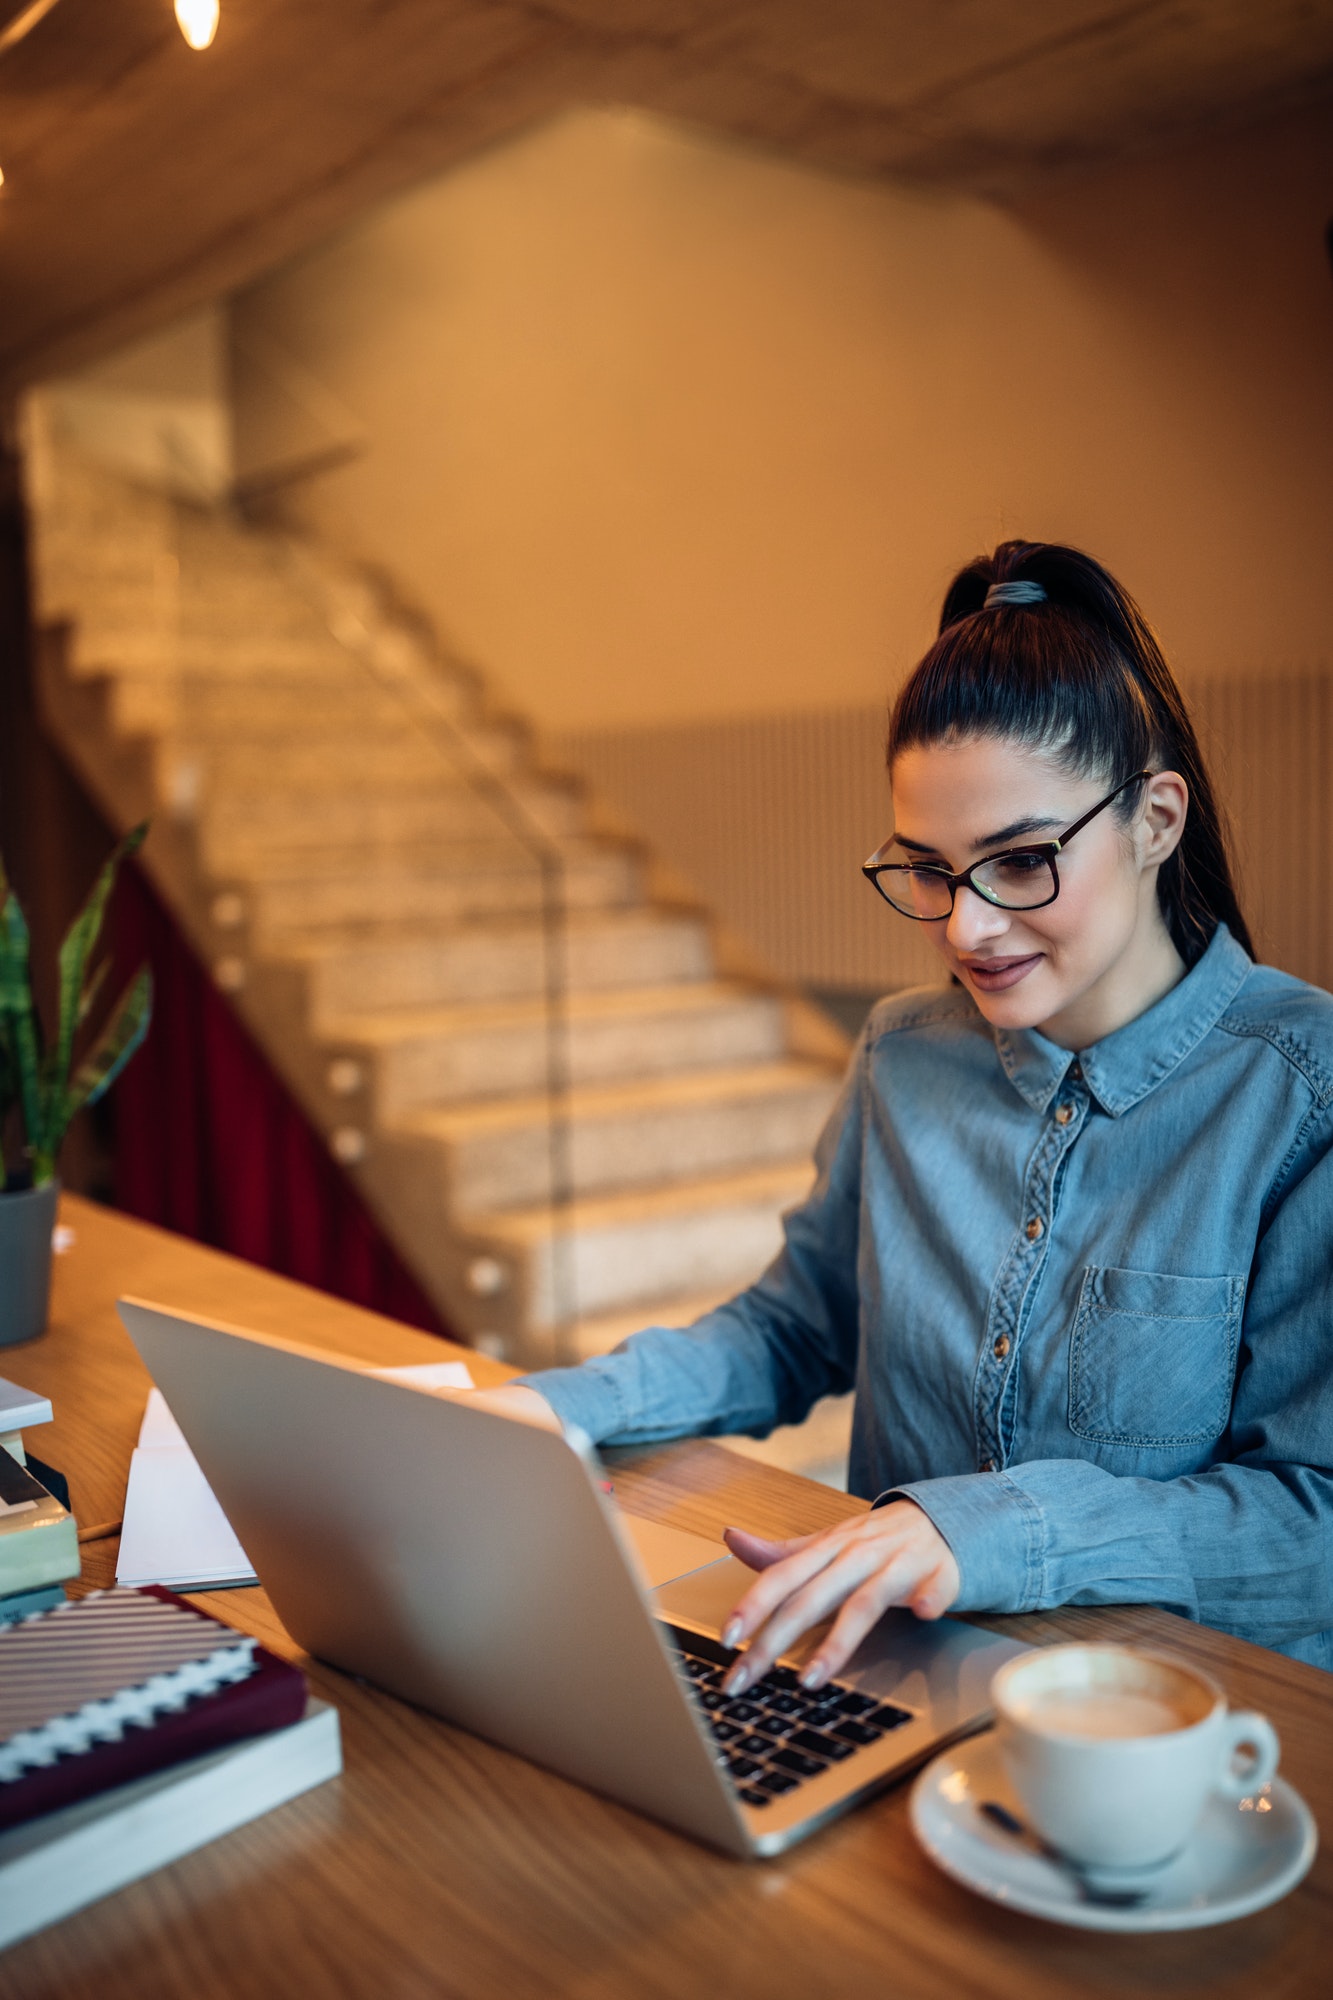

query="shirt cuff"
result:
[883,1471,1047,1614]
[511,1364,629,1446]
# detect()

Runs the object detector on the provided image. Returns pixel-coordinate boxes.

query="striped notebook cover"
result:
[0,1587,307,1828]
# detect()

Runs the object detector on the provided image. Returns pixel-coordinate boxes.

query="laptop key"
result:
[725,1700,764,1725]
[832,1689,877,1715]
[754,1709,798,1737]
[831,1718,882,1747]
[727,1755,764,1781]
[739,1786,775,1807]
[772,1747,827,1779]
[872,1703,914,1731]
[765,1691,802,1716]
[710,1719,743,1743]
[700,1689,727,1711]
[736,1732,776,1757]
[788,1727,856,1762]
[756,1769,800,1796]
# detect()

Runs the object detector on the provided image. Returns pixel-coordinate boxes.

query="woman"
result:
[487,540,1333,1685]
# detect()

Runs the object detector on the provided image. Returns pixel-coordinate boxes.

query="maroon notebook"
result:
[0,1586,308,1831]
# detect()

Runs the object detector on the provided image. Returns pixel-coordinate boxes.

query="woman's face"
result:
[887,735,1188,1048]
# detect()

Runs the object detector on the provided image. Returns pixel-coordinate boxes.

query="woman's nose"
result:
[946,884,1012,953]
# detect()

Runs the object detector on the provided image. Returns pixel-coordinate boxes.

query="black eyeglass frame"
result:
[862,770,1154,921]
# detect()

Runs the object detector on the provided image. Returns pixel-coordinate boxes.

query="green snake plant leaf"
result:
[48,821,148,1165]
[0,889,43,1172]
[76,955,111,1031]
[64,967,154,1127]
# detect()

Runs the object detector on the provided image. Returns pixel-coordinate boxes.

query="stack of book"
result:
[0,1584,341,1949]
[0,1376,79,1622]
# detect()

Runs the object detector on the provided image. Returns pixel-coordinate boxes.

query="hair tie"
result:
[984,580,1047,608]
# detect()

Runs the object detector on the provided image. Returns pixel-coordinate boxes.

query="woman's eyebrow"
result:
[893,812,1064,858]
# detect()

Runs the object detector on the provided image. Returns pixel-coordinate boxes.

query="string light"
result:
[174,0,219,50]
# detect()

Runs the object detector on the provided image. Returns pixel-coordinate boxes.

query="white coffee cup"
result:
[991,1644,1280,1876]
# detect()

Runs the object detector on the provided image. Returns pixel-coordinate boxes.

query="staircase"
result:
[23,412,849,1374]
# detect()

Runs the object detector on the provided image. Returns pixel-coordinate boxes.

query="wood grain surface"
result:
[1,1194,1329,1999]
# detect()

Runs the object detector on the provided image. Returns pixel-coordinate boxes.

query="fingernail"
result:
[722,1618,743,1649]
[725,1664,749,1696]
[800,1661,828,1691]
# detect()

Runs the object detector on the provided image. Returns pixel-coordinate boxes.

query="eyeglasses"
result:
[862,771,1153,921]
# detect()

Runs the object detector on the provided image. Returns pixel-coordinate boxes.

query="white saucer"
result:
[910,1730,1317,1932]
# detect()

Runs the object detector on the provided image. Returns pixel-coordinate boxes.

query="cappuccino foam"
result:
[1026,1689,1192,1739]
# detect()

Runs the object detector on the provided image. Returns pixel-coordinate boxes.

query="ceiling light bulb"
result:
[174,0,219,50]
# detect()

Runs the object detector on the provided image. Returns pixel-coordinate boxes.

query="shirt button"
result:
[1054,1103,1074,1125]
[980,1458,997,1473]
[1025,1216,1044,1241]
[1069,1061,1083,1081]
[993,1335,1010,1359]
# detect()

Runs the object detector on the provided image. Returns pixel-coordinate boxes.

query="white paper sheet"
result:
[116,1444,258,1589]
[367,1361,474,1392]
[116,1363,475,1591]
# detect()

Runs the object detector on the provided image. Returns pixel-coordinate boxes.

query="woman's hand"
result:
[719,1502,961,1694]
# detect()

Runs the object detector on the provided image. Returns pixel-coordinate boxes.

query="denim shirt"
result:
[523,927,1333,1670]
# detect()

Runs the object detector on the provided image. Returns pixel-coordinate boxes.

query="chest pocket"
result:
[1068,1266,1244,1449]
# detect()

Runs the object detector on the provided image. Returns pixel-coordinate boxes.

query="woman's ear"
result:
[1141,771,1189,866]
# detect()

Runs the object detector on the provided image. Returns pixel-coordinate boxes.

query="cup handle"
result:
[1214,1711,1280,1800]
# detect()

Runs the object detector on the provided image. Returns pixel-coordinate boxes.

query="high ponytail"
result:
[887,540,1254,966]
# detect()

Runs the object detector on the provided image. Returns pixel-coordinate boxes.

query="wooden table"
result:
[1,1196,1330,1999]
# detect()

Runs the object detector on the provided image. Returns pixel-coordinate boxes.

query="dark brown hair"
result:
[886,540,1253,965]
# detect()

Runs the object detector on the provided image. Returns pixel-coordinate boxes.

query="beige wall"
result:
[231,104,1333,738]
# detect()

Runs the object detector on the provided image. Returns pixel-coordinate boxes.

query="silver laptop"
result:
[117,1297,1025,1858]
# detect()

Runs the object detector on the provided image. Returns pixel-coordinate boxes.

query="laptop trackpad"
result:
[618,1513,734,1589]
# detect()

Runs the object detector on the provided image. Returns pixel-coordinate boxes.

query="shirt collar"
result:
[993,924,1252,1118]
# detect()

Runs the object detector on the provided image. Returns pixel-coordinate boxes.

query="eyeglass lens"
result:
[882,851,1058,917]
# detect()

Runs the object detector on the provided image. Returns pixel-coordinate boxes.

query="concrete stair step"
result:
[207,831,595,885]
[199,778,586,864]
[67,629,349,678]
[319,981,786,1117]
[112,672,476,736]
[407,1058,839,1210]
[63,576,322,636]
[479,1160,814,1333]
[293,907,716,1017]
[244,843,641,943]
[189,719,527,789]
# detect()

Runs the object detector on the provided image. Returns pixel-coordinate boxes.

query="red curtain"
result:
[110,860,451,1337]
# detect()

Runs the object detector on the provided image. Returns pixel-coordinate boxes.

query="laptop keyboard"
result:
[669,1626,914,1810]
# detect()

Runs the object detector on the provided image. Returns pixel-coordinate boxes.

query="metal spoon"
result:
[978,1800,1152,1909]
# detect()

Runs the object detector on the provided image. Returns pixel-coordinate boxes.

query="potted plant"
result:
[0,823,153,1346]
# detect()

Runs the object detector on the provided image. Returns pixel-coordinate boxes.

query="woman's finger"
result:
[798,1549,943,1686]
[725,1540,889,1690]
[721,1523,864,1653]
[721,1525,812,1573]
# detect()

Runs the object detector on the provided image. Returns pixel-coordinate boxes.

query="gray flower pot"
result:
[0,1180,59,1348]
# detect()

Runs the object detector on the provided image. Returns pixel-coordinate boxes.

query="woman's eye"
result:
[990,853,1046,881]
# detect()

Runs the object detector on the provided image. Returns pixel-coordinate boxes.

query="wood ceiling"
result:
[2,0,1332,391]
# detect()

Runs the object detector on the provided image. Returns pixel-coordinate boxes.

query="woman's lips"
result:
[960,953,1043,993]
